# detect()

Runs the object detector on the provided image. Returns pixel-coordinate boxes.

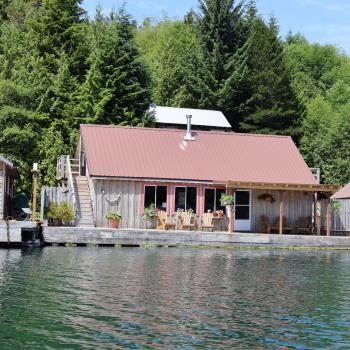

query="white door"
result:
[234,190,251,231]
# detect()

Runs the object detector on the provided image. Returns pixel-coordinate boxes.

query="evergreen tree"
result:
[25,0,88,77]
[76,9,151,126]
[196,0,250,130]
[137,19,202,108]
[240,17,301,137]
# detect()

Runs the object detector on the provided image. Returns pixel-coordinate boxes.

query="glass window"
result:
[187,187,197,212]
[204,189,215,212]
[144,186,155,208]
[175,187,197,212]
[156,186,167,210]
[204,188,226,212]
[236,191,250,205]
[175,187,186,210]
[215,189,226,211]
[144,186,167,210]
[235,206,250,220]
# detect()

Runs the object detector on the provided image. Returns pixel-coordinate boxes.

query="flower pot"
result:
[52,219,63,227]
[109,218,120,229]
[143,217,157,229]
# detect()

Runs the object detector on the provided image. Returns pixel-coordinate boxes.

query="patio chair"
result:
[181,212,196,231]
[156,211,176,230]
[273,216,294,234]
[260,215,272,234]
[295,216,312,235]
[202,213,214,231]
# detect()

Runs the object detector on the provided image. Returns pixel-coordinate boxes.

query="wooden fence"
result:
[40,186,72,220]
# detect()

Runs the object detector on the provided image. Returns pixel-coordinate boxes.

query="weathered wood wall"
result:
[91,179,314,231]
[92,180,143,228]
[331,199,350,233]
[0,164,4,220]
[251,190,313,232]
[40,186,72,219]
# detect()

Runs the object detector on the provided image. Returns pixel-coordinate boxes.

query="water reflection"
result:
[0,247,349,349]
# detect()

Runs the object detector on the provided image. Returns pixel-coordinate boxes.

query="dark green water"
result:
[0,247,349,349]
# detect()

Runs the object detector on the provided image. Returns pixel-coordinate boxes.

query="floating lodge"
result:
[42,106,340,237]
[2,106,350,247]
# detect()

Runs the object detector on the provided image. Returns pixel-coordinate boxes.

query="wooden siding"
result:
[93,179,143,228]
[332,199,350,232]
[251,189,313,232]
[0,164,3,220]
[92,179,314,231]
[40,186,73,219]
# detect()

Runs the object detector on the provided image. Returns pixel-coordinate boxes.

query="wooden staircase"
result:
[71,159,95,227]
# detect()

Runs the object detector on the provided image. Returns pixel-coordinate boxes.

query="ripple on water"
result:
[0,247,349,349]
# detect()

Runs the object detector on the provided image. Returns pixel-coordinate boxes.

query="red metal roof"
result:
[331,183,350,199]
[81,124,317,185]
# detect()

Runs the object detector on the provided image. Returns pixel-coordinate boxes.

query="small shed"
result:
[0,155,18,220]
[331,183,350,234]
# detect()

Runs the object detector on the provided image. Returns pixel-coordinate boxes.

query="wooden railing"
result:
[55,155,78,223]
[56,155,67,180]
[66,156,77,223]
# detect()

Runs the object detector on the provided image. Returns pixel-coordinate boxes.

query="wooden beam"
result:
[226,181,339,193]
[279,190,284,235]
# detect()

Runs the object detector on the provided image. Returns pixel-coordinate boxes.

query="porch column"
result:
[227,188,235,233]
[279,190,284,235]
[316,199,321,236]
[313,192,317,235]
[326,197,331,236]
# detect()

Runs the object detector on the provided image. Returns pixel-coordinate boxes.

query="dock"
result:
[43,226,350,249]
[0,221,38,244]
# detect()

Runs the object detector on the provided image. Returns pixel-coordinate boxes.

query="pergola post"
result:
[279,190,284,235]
[313,192,317,235]
[326,198,331,236]
[227,188,235,233]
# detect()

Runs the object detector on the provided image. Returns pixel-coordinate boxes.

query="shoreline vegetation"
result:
[1,0,350,197]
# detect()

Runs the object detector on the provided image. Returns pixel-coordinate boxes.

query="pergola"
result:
[226,181,340,235]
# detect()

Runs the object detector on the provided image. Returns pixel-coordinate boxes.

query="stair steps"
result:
[73,175,95,227]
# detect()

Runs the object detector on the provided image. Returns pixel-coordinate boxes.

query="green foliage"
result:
[136,19,202,107]
[105,211,122,220]
[48,201,75,224]
[76,8,152,126]
[2,0,350,192]
[240,17,302,138]
[220,193,234,206]
[0,1,151,194]
[143,203,157,221]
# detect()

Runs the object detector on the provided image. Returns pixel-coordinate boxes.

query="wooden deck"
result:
[0,221,37,243]
[43,226,350,248]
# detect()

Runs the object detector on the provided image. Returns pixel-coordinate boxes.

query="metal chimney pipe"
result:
[184,115,195,141]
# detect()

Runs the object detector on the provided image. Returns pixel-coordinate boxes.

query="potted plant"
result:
[143,203,157,229]
[105,211,122,228]
[48,201,75,226]
[220,193,234,206]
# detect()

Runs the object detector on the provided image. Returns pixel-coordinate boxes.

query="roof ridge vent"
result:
[184,115,195,141]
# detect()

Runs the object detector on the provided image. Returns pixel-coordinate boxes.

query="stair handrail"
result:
[66,155,78,222]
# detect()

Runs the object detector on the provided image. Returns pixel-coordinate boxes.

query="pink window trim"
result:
[141,183,171,215]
